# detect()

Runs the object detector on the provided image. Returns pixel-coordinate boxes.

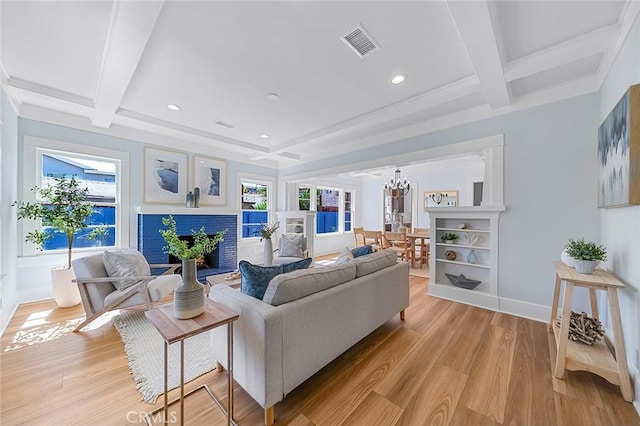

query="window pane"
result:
[41,152,117,251]
[344,191,352,232]
[317,188,339,234]
[241,181,270,238]
[298,186,311,210]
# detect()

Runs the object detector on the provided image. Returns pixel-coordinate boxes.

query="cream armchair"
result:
[71,251,181,332]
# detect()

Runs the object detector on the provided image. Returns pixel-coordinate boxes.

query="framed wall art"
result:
[143,147,188,204]
[598,84,640,207]
[192,155,227,205]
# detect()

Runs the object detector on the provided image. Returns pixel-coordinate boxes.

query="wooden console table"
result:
[549,261,632,402]
[145,299,239,425]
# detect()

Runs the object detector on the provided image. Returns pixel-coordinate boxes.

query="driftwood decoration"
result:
[556,311,605,345]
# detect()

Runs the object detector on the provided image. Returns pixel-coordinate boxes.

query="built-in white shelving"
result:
[426,206,505,311]
[276,211,316,258]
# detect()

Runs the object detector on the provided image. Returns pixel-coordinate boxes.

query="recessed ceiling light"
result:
[260,134,270,139]
[391,74,407,85]
[167,104,182,111]
[267,93,280,101]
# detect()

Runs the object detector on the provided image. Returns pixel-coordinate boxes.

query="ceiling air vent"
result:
[215,120,235,129]
[341,25,380,58]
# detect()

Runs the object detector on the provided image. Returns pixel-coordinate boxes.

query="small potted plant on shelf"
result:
[441,233,459,244]
[13,175,108,308]
[564,238,607,275]
[159,215,226,319]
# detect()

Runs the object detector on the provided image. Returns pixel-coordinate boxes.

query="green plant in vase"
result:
[159,215,227,319]
[564,238,607,274]
[440,233,459,244]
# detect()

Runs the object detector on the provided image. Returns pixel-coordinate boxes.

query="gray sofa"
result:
[209,249,410,425]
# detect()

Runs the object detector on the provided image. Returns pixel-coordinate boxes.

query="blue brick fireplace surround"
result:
[138,213,237,280]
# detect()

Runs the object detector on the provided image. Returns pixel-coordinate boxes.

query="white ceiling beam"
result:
[596,0,640,88]
[447,0,510,109]
[267,75,480,155]
[504,24,619,82]
[91,0,164,128]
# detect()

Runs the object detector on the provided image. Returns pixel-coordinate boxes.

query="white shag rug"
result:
[112,310,217,404]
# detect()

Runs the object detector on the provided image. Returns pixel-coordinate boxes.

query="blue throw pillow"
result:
[239,261,283,300]
[351,245,373,258]
[282,257,313,273]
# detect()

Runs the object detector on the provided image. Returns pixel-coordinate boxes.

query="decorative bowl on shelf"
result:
[445,273,481,290]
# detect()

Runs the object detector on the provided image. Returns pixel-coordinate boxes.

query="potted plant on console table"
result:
[159,215,226,319]
[564,238,607,275]
[13,175,107,308]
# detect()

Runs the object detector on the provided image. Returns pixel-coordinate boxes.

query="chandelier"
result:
[384,168,411,198]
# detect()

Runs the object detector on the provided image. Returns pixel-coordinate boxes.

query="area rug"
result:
[112,310,217,404]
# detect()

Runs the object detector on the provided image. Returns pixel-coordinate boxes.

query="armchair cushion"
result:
[279,234,305,257]
[103,248,151,291]
[103,274,180,308]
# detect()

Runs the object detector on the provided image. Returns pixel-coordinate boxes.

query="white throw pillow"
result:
[280,234,304,257]
[103,248,151,291]
[335,246,354,265]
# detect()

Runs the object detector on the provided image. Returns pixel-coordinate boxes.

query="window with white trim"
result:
[39,152,118,250]
[21,136,130,257]
[296,184,354,235]
[241,179,273,238]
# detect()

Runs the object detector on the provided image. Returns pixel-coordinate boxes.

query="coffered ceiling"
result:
[2,1,639,167]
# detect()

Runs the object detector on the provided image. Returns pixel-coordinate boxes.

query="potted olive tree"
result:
[159,215,226,319]
[14,175,106,307]
[564,238,607,274]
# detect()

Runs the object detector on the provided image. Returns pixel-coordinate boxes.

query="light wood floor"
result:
[1,264,638,425]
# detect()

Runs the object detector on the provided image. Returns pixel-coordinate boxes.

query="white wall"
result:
[1,88,19,334]
[281,92,601,317]
[599,16,640,401]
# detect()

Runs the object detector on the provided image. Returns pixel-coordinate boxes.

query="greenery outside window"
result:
[298,186,311,210]
[316,187,340,234]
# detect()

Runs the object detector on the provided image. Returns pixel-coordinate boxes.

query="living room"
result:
[2,1,640,424]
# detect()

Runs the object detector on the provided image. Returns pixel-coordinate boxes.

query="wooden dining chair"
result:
[413,228,430,267]
[363,230,383,251]
[353,227,366,247]
[383,230,415,267]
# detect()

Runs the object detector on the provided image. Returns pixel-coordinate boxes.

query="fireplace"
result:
[138,213,237,280]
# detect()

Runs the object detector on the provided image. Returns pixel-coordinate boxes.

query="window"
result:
[241,180,271,238]
[316,187,339,234]
[344,191,352,232]
[21,136,129,257]
[39,152,118,250]
[298,186,311,210]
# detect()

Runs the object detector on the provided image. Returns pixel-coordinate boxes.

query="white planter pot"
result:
[560,249,576,268]
[574,259,597,275]
[51,267,81,308]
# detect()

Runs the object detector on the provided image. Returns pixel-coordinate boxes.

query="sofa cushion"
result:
[335,247,354,265]
[282,257,313,273]
[262,263,356,306]
[239,261,283,300]
[103,248,151,291]
[351,248,398,278]
[351,245,373,258]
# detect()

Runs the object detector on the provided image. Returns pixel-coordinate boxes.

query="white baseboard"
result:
[498,297,550,323]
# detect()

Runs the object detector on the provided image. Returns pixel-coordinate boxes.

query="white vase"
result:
[173,259,205,319]
[263,238,273,266]
[574,259,597,274]
[51,267,81,308]
[561,249,576,268]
